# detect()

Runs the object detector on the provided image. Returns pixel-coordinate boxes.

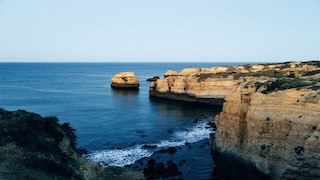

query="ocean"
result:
[0,62,247,179]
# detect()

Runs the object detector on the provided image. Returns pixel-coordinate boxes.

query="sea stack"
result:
[111,72,139,89]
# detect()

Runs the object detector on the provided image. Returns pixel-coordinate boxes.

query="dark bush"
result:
[0,108,84,179]
[303,70,320,76]
[252,70,284,78]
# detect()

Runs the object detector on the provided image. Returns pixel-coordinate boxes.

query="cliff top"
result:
[163,61,320,93]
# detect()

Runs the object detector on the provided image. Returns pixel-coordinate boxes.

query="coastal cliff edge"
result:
[150,61,320,179]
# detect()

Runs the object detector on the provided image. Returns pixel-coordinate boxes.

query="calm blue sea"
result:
[0,62,248,179]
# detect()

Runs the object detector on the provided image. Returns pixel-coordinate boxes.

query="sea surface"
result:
[0,62,248,179]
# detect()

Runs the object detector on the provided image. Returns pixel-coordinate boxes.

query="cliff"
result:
[149,61,320,179]
[149,61,320,105]
[0,108,144,180]
[213,88,320,179]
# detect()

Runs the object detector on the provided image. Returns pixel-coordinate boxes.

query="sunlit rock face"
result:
[111,72,139,89]
[149,61,320,179]
[213,88,320,179]
[149,61,320,106]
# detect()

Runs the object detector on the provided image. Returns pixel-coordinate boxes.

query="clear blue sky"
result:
[0,0,319,62]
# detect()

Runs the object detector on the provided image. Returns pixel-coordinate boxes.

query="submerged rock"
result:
[111,72,139,89]
[167,129,174,134]
[143,158,180,179]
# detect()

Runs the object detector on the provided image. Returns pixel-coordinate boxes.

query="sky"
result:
[0,0,319,63]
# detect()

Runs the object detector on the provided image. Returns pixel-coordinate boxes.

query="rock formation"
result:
[0,108,145,179]
[111,72,139,89]
[149,61,320,106]
[213,88,320,179]
[149,61,320,179]
[211,61,320,179]
[146,76,160,82]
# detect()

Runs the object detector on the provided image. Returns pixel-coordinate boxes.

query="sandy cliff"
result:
[111,72,140,89]
[150,61,320,179]
[213,88,320,179]
[149,61,320,105]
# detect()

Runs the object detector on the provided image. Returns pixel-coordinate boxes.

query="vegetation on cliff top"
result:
[0,108,144,180]
[194,61,320,92]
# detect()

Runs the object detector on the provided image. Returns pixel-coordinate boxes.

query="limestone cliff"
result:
[149,61,320,105]
[210,61,320,179]
[213,88,320,179]
[149,61,320,179]
[111,72,139,89]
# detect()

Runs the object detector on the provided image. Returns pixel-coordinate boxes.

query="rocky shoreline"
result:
[131,139,215,180]
[0,108,145,180]
[149,61,320,179]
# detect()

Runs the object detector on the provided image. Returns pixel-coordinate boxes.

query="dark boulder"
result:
[142,145,158,149]
[143,159,181,179]
[167,160,180,177]
[167,129,174,134]
[166,147,177,153]
[146,76,160,82]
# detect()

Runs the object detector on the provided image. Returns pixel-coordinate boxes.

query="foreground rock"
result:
[132,139,214,180]
[0,108,144,180]
[111,72,139,89]
[142,159,180,179]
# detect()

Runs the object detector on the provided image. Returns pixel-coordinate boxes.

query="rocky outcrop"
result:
[0,108,145,180]
[111,72,139,89]
[149,61,320,105]
[146,76,160,82]
[149,60,320,179]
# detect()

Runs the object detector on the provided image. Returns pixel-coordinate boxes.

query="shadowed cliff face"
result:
[149,60,320,179]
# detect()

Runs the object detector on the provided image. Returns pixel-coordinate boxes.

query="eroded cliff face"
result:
[149,61,320,179]
[213,89,320,179]
[111,72,140,89]
[149,61,320,105]
[210,61,320,179]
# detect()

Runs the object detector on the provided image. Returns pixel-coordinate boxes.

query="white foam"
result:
[88,145,153,167]
[175,122,213,143]
[88,121,214,167]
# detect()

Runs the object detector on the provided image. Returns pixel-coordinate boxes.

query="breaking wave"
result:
[88,121,214,167]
